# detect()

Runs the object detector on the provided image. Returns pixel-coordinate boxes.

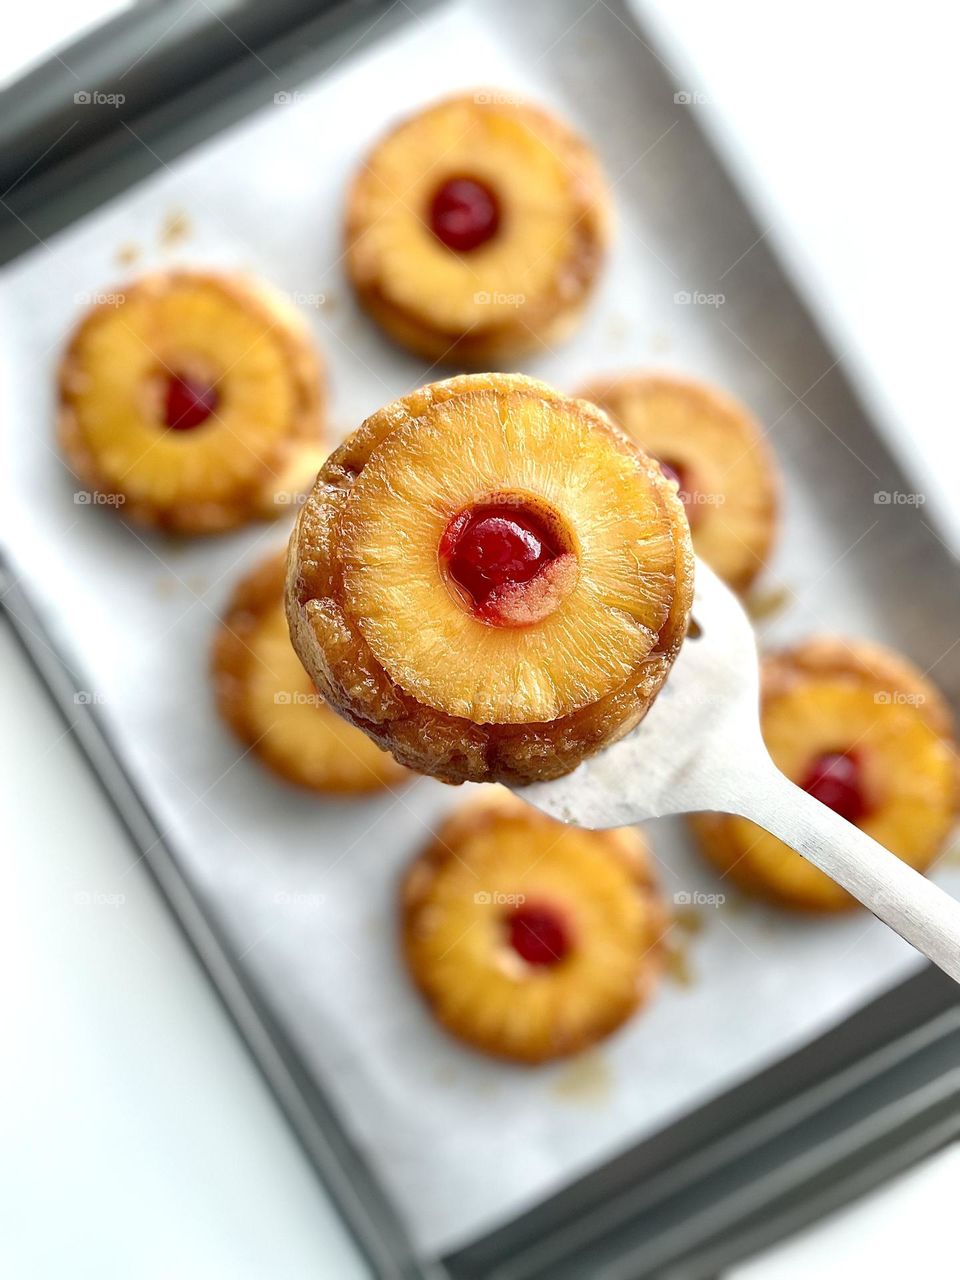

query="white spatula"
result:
[517,559,960,983]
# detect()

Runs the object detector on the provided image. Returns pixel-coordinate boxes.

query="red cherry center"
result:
[656,457,685,492]
[800,751,868,824]
[429,177,500,252]
[504,902,572,967]
[440,503,561,610]
[163,373,219,431]
[656,456,701,517]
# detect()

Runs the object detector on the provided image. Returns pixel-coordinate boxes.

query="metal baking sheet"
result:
[2,0,959,1273]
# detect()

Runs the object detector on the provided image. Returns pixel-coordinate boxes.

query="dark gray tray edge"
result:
[445,991,959,1278]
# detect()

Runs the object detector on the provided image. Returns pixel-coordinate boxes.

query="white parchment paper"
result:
[2,0,958,1256]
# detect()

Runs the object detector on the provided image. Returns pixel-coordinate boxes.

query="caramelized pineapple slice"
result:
[691,637,960,910]
[346,93,610,365]
[59,271,326,533]
[402,789,665,1064]
[340,388,678,724]
[578,374,778,592]
[213,548,408,794]
[287,373,694,785]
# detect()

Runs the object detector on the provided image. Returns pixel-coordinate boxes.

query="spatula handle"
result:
[739,765,960,983]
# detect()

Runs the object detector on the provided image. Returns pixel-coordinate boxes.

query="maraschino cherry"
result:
[504,902,572,967]
[163,374,219,431]
[429,177,500,252]
[800,751,868,825]
[441,503,559,609]
[656,457,700,521]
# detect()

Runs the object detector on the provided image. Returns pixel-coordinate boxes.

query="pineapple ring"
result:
[691,637,960,911]
[345,92,610,366]
[402,789,666,1064]
[59,271,326,534]
[287,373,694,785]
[578,374,779,593]
[212,548,409,794]
[340,390,678,724]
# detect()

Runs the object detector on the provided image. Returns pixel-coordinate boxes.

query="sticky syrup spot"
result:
[746,585,794,623]
[159,209,191,247]
[115,242,140,267]
[551,1051,612,1103]
[663,940,696,987]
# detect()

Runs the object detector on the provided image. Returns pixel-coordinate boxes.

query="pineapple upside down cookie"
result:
[58,270,327,534]
[577,373,779,593]
[691,637,960,911]
[402,789,666,1064]
[345,92,611,366]
[213,548,409,794]
[286,372,695,786]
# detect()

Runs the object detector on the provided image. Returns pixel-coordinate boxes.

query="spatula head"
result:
[514,559,762,827]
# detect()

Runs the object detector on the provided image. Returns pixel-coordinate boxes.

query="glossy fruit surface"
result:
[345,94,610,365]
[59,271,326,532]
[429,177,500,252]
[401,790,665,1063]
[288,373,694,784]
[213,549,409,793]
[440,501,571,624]
[578,374,778,592]
[163,373,218,430]
[800,750,867,824]
[504,902,572,966]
